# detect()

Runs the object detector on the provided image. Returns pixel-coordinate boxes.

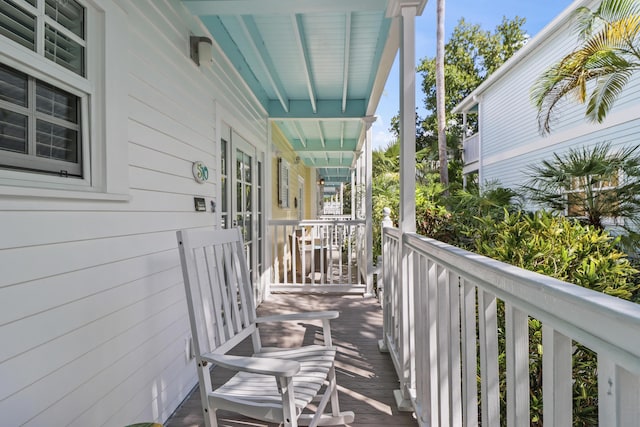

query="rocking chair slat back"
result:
[178,228,257,358]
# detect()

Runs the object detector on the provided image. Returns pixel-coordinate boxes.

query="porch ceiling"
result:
[182,0,425,187]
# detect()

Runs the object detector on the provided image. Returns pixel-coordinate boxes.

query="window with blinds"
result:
[0,0,86,177]
[278,158,290,208]
[1,0,86,76]
[0,63,81,176]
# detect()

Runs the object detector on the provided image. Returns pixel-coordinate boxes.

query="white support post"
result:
[395,3,418,411]
[364,116,375,297]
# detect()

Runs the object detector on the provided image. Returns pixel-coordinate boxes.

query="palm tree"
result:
[436,0,449,192]
[531,0,640,134]
[522,142,640,230]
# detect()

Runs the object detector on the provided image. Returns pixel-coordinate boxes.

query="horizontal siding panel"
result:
[0,266,181,371]
[0,211,215,250]
[128,117,214,162]
[0,231,177,287]
[129,165,216,196]
[0,284,187,426]
[87,331,194,427]
[128,96,213,157]
[484,118,640,189]
[32,308,190,427]
[0,189,203,213]
[0,249,178,326]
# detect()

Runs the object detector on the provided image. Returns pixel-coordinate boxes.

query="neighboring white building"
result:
[0,0,427,425]
[454,0,640,203]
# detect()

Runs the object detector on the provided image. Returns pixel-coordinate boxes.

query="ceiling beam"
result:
[295,145,356,153]
[183,0,389,15]
[268,99,366,118]
[238,15,290,112]
[342,12,352,113]
[292,14,317,113]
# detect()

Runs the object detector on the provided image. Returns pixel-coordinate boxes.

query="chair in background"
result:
[176,227,354,427]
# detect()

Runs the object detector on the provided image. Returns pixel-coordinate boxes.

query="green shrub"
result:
[463,210,638,426]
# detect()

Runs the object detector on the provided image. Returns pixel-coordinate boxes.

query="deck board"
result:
[165,294,417,427]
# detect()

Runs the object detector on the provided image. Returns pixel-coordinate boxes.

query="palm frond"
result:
[586,67,633,122]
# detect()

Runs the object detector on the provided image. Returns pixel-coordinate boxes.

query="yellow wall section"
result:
[271,123,315,220]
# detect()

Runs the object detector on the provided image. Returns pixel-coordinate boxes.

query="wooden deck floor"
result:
[165,294,417,427]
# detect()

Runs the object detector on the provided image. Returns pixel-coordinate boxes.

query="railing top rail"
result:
[382,226,401,239]
[403,232,640,367]
[269,219,366,226]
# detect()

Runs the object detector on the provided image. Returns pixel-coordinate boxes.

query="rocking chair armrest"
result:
[202,353,301,377]
[256,310,339,324]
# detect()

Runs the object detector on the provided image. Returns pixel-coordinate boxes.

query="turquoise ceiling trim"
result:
[183,0,390,16]
[268,100,366,119]
[183,0,409,185]
[201,15,269,107]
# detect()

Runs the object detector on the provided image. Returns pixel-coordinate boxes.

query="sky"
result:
[371,0,577,150]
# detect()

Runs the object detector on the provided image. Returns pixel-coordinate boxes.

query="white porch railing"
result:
[380,226,640,426]
[268,219,366,293]
[463,133,479,165]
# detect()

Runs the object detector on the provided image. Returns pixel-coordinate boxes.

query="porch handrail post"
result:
[379,207,393,352]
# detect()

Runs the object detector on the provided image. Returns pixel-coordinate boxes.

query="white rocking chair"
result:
[176,227,355,427]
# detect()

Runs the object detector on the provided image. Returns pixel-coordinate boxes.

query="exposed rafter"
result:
[292,122,307,148]
[292,14,317,113]
[342,13,352,113]
[317,122,326,147]
[340,122,345,148]
[239,15,289,112]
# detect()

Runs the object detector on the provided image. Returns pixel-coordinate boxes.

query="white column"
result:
[364,116,376,296]
[399,5,417,234]
[396,3,418,411]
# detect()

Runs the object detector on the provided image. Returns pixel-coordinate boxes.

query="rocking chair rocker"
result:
[176,227,355,427]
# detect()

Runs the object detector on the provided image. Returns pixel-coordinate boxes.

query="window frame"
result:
[0,0,129,200]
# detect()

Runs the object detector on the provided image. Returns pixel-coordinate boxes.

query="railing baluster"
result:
[478,289,500,427]
[542,325,572,427]
[449,272,463,427]
[461,279,478,427]
[505,304,529,427]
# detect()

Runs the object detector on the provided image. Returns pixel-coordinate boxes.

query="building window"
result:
[0,63,82,176]
[0,0,88,179]
[278,158,290,208]
[566,173,619,218]
[1,0,86,76]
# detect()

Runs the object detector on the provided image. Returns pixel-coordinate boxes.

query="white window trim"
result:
[0,0,129,201]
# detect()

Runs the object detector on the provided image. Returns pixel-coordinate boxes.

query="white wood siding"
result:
[0,1,267,426]
[477,0,640,196]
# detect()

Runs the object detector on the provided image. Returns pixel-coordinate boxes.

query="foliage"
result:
[418,16,528,145]
[531,0,640,134]
[463,209,638,425]
[439,182,522,246]
[522,142,640,237]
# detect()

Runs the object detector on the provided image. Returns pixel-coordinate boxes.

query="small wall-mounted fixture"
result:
[190,36,213,66]
[318,178,325,185]
[295,156,301,165]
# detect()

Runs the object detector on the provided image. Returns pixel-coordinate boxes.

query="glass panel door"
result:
[228,131,264,300]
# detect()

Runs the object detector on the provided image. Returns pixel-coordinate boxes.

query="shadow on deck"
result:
[165,295,416,427]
